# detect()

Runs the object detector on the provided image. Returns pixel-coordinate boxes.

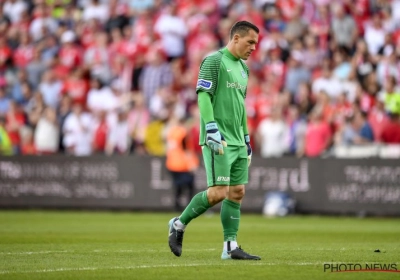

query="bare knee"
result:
[227,185,245,203]
[207,186,228,206]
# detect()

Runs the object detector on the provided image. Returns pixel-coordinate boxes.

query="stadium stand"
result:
[0,0,400,158]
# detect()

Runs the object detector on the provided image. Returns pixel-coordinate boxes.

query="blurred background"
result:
[0,0,399,216]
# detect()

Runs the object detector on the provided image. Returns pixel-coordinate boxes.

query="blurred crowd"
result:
[0,0,400,157]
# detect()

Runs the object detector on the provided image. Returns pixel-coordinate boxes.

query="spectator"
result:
[61,67,89,106]
[302,34,326,72]
[10,70,28,104]
[331,3,358,49]
[0,36,12,70]
[382,76,400,115]
[286,105,307,156]
[92,110,108,153]
[295,82,314,118]
[62,103,93,156]
[5,101,25,154]
[154,2,188,61]
[34,107,60,154]
[332,50,351,81]
[140,45,173,106]
[309,4,330,50]
[364,12,386,56]
[20,125,35,155]
[256,107,289,157]
[312,63,343,100]
[26,48,47,90]
[40,35,60,66]
[57,95,72,152]
[58,30,82,75]
[0,86,11,117]
[284,51,311,96]
[3,0,28,24]
[144,115,166,157]
[13,32,34,69]
[29,4,58,42]
[87,78,116,114]
[283,6,307,43]
[84,31,111,84]
[38,70,62,109]
[105,108,130,155]
[128,93,150,154]
[82,0,109,24]
[368,93,390,142]
[0,116,12,155]
[25,91,45,127]
[104,3,130,34]
[304,108,332,157]
[352,39,376,85]
[381,113,400,143]
[376,48,399,87]
[335,111,374,145]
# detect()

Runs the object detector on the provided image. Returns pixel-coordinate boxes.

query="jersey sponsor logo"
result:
[197,79,212,90]
[241,70,247,79]
[217,176,230,182]
[226,81,246,91]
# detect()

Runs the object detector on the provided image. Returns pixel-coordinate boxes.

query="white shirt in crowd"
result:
[312,76,343,100]
[258,119,290,158]
[364,24,386,56]
[107,119,129,154]
[82,3,109,23]
[87,86,118,113]
[154,12,188,58]
[392,0,400,29]
[34,118,60,152]
[29,17,58,41]
[3,0,27,23]
[63,112,93,156]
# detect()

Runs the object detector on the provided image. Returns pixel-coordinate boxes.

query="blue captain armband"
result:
[197,79,212,90]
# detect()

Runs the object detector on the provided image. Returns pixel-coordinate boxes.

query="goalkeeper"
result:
[168,21,260,260]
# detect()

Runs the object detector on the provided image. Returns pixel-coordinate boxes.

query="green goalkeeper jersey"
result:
[196,47,249,147]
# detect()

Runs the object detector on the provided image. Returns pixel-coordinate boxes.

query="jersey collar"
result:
[220,47,240,61]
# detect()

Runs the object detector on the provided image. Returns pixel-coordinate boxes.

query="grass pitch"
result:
[0,211,399,280]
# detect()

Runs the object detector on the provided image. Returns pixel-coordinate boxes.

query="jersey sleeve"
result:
[196,53,222,95]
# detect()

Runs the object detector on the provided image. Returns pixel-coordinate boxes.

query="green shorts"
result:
[202,145,248,187]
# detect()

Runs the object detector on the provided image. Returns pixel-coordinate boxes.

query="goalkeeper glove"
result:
[205,121,227,155]
[245,134,252,166]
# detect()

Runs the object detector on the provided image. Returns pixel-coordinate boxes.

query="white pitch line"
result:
[0,251,70,255]
[0,248,216,255]
[0,262,324,275]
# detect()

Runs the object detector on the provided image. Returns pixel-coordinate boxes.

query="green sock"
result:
[179,191,211,225]
[220,199,241,241]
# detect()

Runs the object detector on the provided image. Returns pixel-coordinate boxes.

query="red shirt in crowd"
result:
[304,120,331,157]
[368,108,390,142]
[0,44,12,68]
[62,76,89,106]
[6,112,25,146]
[13,44,34,68]
[93,120,108,152]
[381,120,400,143]
[58,45,82,73]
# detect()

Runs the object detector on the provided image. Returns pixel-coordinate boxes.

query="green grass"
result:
[0,211,399,280]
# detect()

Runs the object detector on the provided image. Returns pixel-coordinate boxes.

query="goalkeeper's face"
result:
[235,29,259,60]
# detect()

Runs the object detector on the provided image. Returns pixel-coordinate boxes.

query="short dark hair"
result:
[230,21,259,39]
